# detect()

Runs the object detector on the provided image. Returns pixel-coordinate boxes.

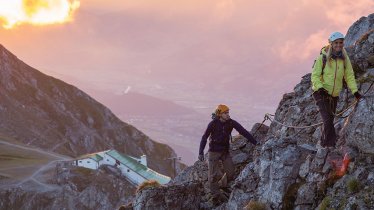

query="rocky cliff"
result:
[0,163,137,210]
[129,13,374,210]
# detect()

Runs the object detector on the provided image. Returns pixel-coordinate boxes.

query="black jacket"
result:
[199,119,257,155]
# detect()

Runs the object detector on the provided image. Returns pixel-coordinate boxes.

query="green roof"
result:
[91,154,103,162]
[106,150,171,184]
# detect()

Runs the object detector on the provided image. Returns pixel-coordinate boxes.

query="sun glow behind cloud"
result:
[0,0,80,29]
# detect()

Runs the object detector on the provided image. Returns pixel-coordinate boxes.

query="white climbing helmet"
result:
[329,32,345,43]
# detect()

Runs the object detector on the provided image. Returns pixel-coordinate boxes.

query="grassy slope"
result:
[0,134,58,182]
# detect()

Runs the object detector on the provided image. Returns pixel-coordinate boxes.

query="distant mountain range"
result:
[88,89,198,117]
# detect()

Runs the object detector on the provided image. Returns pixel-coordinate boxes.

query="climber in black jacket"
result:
[198,104,258,202]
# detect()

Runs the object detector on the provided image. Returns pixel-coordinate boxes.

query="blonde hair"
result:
[325,44,348,69]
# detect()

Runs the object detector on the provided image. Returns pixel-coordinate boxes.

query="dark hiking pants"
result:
[208,151,234,197]
[313,91,338,147]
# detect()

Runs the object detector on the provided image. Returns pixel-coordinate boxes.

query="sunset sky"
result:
[1,0,373,122]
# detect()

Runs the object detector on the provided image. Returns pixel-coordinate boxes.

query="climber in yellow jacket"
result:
[311,31,362,148]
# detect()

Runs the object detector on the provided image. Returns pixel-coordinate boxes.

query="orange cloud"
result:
[213,0,236,21]
[0,0,80,29]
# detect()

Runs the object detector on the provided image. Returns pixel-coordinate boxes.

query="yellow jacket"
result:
[311,47,358,97]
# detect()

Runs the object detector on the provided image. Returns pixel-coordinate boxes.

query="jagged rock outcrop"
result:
[133,182,204,210]
[345,14,374,74]
[343,13,374,154]
[131,123,269,209]
[345,14,374,47]
[0,164,135,210]
[256,137,306,209]
[350,31,374,73]
[345,69,374,154]
[128,13,374,210]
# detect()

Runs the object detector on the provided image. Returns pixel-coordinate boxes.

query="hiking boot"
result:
[220,186,232,194]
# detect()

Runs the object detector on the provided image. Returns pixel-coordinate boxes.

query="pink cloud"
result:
[275,30,327,62]
[320,0,374,28]
[1,0,372,95]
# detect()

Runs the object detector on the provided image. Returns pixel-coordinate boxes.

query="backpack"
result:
[209,116,234,143]
[312,47,327,74]
[312,47,347,89]
[321,54,327,75]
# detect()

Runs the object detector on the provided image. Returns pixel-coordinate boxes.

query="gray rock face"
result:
[350,30,374,73]
[256,138,305,209]
[267,74,321,145]
[345,75,374,154]
[345,14,374,47]
[295,183,316,207]
[133,182,203,210]
[227,162,259,209]
[169,161,208,185]
[0,164,135,210]
[299,154,312,178]
[321,163,374,210]
[342,13,374,153]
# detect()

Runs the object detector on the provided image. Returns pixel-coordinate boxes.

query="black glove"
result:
[317,88,327,95]
[354,92,362,100]
[198,154,204,162]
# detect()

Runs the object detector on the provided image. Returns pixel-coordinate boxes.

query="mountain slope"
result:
[0,44,176,176]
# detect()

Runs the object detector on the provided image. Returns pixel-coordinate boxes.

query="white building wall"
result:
[116,155,145,184]
[100,153,116,166]
[140,155,147,166]
[73,151,149,186]
[98,153,146,185]
[117,164,146,185]
[76,158,98,170]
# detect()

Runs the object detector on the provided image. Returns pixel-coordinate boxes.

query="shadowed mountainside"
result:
[0,44,181,176]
